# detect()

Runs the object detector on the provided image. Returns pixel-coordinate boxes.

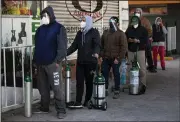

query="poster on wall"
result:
[1,16,32,47]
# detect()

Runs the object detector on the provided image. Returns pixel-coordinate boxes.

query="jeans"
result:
[101,58,120,91]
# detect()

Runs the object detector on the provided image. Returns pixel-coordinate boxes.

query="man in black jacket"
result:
[125,16,148,95]
[67,15,101,108]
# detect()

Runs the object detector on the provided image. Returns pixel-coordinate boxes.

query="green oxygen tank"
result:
[24,72,32,117]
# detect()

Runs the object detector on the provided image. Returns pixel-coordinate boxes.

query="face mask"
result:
[133,24,139,28]
[40,13,50,25]
[157,22,161,25]
[80,21,86,28]
[135,13,141,18]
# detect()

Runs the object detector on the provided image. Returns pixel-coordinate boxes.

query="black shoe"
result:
[149,68,157,73]
[138,85,146,95]
[113,90,120,99]
[162,67,166,70]
[105,89,108,96]
[57,111,66,119]
[33,107,49,114]
[68,101,83,108]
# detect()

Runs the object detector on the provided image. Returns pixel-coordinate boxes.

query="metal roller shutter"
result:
[46,1,125,59]
[47,1,90,59]
[103,1,119,33]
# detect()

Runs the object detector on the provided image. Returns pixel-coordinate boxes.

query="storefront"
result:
[1,0,129,112]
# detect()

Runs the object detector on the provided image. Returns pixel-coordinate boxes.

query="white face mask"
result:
[80,21,86,28]
[157,22,161,25]
[135,13,141,18]
[40,13,50,25]
[133,24,139,28]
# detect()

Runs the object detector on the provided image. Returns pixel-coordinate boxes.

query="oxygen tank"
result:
[65,63,71,104]
[129,66,139,95]
[24,72,32,117]
[93,73,106,106]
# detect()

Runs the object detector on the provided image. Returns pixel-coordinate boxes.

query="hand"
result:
[114,58,119,64]
[134,39,140,43]
[92,53,99,59]
[160,22,163,27]
[55,63,59,68]
[149,37,153,42]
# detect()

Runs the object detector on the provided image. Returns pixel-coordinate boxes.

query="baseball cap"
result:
[130,16,139,25]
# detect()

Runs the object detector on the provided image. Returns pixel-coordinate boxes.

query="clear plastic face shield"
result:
[109,18,117,32]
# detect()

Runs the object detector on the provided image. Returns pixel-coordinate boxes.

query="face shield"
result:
[109,18,117,32]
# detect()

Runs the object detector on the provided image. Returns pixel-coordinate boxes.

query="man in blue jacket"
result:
[33,6,67,119]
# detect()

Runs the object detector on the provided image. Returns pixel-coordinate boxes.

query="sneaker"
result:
[33,107,49,114]
[113,91,120,99]
[57,111,66,119]
[68,101,83,108]
[105,89,108,96]
[162,67,166,70]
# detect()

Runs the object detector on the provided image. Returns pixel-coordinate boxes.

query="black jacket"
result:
[152,24,166,42]
[67,28,100,64]
[125,18,148,52]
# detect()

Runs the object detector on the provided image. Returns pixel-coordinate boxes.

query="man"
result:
[100,16,128,99]
[152,17,167,70]
[125,16,148,95]
[67,15,100,108]
[33,6,67,119]
[134,8,157,73]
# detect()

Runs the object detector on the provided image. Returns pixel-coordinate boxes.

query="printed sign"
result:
[65,0,108,23]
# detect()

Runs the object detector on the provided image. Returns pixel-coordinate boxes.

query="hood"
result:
[135,8,143,15]
[155,17,162,24]
[130,16,142,28]
[83,16,93,34]
[41,6,56,23]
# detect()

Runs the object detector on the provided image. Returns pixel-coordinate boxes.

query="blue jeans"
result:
[101,58,120,91]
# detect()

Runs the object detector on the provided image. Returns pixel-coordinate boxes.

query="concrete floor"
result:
[2,58,180,121]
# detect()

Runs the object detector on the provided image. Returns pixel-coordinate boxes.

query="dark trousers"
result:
[145,40,154,68]
[101,58,120,90]
[37,63,65,113]
[76,63,97,103]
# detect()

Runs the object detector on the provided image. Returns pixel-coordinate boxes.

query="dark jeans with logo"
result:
[101,58,120,91]
[37,63,65,113]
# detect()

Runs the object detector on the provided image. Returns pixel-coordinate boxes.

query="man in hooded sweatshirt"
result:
[125,16,148,95]
[134,8,157,73]
[67,15,101,108]
[100,16,128,99]
[152,17,167,70]
[33,6,67,119]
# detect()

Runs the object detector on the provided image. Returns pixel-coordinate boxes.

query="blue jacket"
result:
[33,6,67,65]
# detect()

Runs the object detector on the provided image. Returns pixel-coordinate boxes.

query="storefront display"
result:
[2,0,40,18]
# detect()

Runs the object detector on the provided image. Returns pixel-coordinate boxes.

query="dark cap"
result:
[130,16,139,25]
